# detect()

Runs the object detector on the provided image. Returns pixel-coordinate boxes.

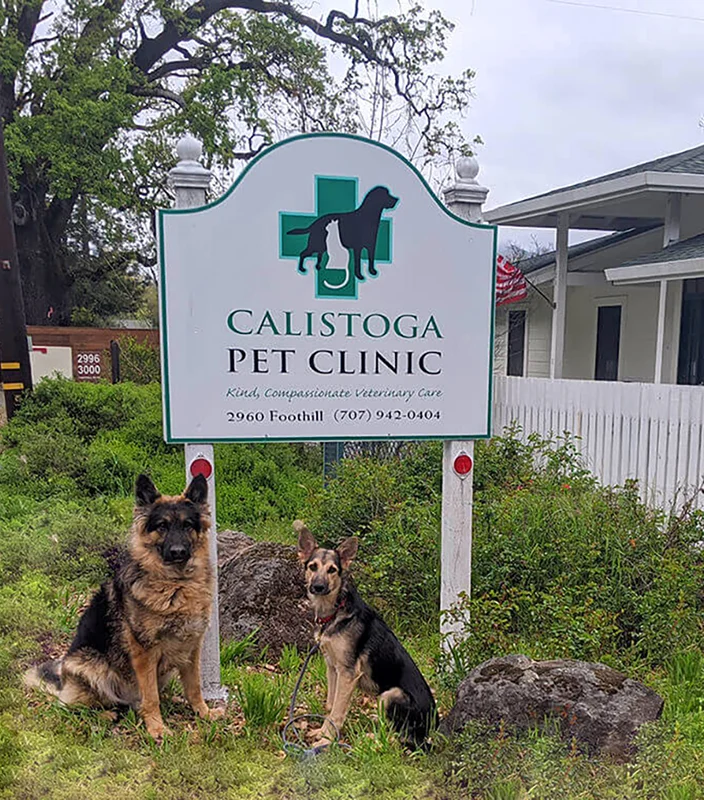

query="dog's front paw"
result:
[145,718,173,741]
[309,722,336,746]
[194,701,225,721]
[311,737,333,750]
[204,706,226,721]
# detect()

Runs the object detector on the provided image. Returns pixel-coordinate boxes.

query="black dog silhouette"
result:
[288,186,398,281]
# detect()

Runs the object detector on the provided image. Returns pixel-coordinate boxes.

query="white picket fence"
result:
[493,376,704,510]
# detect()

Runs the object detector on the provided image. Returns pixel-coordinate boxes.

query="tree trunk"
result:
[14,212,73,326]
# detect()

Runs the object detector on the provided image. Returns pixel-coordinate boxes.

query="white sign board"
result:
[158,134,496,442]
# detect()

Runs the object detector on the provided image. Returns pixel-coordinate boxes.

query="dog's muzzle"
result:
[163,544,190,564]
[309,582,329,595]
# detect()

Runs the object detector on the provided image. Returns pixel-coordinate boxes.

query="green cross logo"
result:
[279,176,396,300]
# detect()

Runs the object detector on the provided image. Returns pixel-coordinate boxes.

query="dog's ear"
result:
[294,520,317,562]
[184,474,208,506]
[136,474,160,507]
[337,536,358,570]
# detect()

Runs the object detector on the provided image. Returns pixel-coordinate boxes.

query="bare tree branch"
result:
[130,84,186,108]
[133,0,388,76]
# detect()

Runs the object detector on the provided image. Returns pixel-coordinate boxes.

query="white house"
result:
[485,144,704,386]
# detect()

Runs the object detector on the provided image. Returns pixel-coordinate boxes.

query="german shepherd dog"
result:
[288,185,398,280]
[295,521,437,748]
[24,474,224,740]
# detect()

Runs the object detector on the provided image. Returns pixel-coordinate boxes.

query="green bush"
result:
[3,378,704,701]
[114,337,161,384]
[214,443,318,528]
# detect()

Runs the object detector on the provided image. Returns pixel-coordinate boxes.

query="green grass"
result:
[2,380,704,798]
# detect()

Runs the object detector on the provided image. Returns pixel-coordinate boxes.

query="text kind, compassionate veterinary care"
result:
[225,308,445,376]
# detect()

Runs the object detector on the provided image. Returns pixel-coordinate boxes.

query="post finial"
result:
[176,134,203,164]
[443,153,489,224]
[456,155,480,184]
[169,134,212,205]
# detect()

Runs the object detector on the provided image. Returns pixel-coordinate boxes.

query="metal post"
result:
[168,135,226,701]
[322,441,345,485]
[0,120,32,417]
[440,156,489,644]
[110,340,120,384]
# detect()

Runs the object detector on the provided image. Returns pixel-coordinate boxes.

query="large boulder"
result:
[217,531,313,657]
[442,655,663,761]
[217,530,256,566]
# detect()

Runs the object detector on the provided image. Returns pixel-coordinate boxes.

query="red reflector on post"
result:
[453,453,473,477]
[190,457,213,480]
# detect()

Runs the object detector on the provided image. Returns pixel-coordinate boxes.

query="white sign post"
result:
[159,134,496,652]
[167,136,225,701]
[440,157,491,644]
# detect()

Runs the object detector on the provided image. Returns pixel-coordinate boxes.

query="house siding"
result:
[526,294,551,378]
[510,282,683,383]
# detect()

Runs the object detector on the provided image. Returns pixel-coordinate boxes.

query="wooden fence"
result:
[493,376,704,510]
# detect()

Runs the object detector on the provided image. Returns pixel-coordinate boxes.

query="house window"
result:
[677,278,704,385]
[507,309,526,377]
[594,305,621,381]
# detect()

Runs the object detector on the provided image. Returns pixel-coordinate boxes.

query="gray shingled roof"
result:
[522,144,704,204]
[621,233,704,268]
[516,227,658,275]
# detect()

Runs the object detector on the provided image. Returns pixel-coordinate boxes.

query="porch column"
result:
[654,193,682,383]
[654,280,668,384]
[550,212,569,379]
[664,193,681,246]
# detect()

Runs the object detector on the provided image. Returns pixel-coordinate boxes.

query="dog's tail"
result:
[24,660,63,698]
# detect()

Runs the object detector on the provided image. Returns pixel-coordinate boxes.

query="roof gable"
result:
[515,227,659,275]
[522,144,704,205]
[621,233,704,268]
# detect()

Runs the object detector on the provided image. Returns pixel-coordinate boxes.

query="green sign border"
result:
[157,132,498,444]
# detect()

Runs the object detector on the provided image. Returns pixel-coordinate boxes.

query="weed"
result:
[221,631,260,667]
[236,672,288,730]
[278,644,303,675]
[486,777,524,800]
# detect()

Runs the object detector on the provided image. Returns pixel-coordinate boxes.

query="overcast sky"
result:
[439,0,704,250]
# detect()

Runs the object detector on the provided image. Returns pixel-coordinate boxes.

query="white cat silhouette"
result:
[323,219,351,290]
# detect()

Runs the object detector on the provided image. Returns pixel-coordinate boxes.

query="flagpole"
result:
[524,275,555,309]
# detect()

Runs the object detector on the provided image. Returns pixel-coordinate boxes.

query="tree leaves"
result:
[1,0,476,324]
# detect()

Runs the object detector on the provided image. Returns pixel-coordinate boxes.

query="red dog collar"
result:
[316,597,345,626]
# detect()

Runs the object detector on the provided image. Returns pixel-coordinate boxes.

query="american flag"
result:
[495,254,528,306]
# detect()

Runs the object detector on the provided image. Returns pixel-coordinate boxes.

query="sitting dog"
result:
[24,474,224,740]
[295,520,437,748]
[288,185,398,280]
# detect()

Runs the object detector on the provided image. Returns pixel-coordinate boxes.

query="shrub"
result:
[113,337,161,384]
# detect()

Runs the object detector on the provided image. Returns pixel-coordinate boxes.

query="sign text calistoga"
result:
[158,134,496,442]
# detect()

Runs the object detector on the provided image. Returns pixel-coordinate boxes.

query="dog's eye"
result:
[157,522,168,533]
[308,563,317,571]
[327,566,337,575]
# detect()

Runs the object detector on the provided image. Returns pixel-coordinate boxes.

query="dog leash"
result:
[282,643,340,758]
[282,604,356,758]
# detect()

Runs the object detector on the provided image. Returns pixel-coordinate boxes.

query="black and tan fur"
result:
[295,520,437,748]
[24,474,224,739]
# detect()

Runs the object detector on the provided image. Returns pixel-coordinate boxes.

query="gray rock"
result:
[442,655,663,761]
[217,530,255,567]
[217,536,313,657]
